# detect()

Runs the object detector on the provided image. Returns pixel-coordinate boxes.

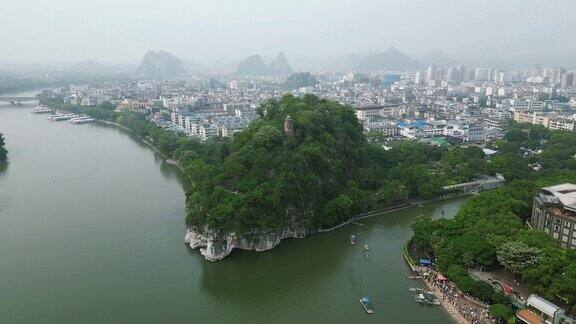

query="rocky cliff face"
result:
[235,52,293,76]
[268,52,293,75]
[185,226,310,261]
[357,47,420,72]
[135,50,187,79]
[235,55,269,75]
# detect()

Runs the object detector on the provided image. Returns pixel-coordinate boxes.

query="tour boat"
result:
[414,292,440,306]
[363,244,370,258]
[359,297,374,314]
[350,235,356,245]
[406,275,423,279]
[31,106,53,114]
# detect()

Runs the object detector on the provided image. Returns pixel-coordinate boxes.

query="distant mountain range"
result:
[288,48,460,72]
[135,51,187,78]
[68,60,105,73]
[268,52,293,75]
[356,47,421,72]
[419,50,457,67]
[235,52,294,75]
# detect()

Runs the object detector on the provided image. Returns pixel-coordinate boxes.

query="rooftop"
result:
[516,309,542,324]
[526,294,561,317]
[541,183,576,211]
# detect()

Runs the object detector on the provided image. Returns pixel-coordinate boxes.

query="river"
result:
[0,92,466,323]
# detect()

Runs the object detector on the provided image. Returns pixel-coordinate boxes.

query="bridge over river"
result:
[0,96,38,104]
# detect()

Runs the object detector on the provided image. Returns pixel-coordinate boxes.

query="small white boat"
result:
[359,297,374,314]
[414,292,441,306]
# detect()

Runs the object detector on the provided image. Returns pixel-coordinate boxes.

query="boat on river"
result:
[350,235,356,245]
[31,106,53,114]
[406,275,423,279]
[414,292,441,306]
[49,113,78,121]
[409,287,424,293]
[69,116,95,124]
[359,297,374,314]
[363,244,370,258]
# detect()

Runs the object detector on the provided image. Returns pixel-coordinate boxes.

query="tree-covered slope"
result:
[185,94,389,233]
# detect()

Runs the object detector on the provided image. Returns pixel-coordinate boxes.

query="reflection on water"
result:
[0,162,7,177]
[200,234,348,302]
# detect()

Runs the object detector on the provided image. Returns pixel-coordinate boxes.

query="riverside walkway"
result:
[409,265,493,324]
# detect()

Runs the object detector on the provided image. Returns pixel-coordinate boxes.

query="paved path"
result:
[420,275,469,324]
[415,268,494,324]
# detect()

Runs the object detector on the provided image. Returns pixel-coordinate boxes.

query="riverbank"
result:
[187,194,472,261]
[0,92,460,324]
[95,119,192,180]
[404,249,489,324]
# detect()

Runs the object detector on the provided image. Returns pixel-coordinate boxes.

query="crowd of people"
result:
[420,269,497,324]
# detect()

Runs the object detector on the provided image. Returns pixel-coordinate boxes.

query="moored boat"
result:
[31,106,53,114]
[359,297,374,314]
[414,292,441,306]
[406,275,423,279]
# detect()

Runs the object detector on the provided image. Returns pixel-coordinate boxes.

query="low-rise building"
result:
[517,294,573,324]
[355,104,398,120]
[549,116,575,131]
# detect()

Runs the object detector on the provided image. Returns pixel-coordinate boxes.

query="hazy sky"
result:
[2,0,575,64]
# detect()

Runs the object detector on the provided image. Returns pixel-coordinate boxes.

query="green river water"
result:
[0,92,465,323]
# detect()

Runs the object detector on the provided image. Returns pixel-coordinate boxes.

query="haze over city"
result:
[2,0,576,67]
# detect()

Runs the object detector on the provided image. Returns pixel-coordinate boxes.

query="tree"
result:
[497,241,541,275]
[490,304,513,323]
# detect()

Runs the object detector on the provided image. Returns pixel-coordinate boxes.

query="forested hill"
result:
[185,94,388,233]
[182,94,491,234]
[0,132,7,161]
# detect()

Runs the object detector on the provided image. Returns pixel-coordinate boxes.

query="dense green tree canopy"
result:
[184,94,387,232]
[497,241,541,275]
[412,174,576,313]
